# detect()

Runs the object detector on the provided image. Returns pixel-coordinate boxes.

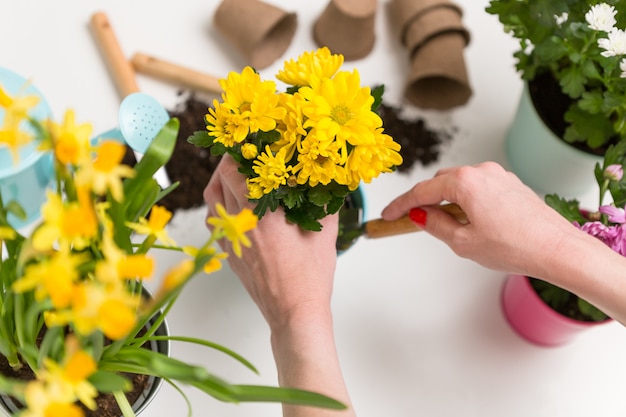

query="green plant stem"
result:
[114,390,136,417]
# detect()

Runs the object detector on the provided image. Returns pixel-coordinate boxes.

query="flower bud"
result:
[241,143,258,160]
[604,164,623,181]
[287,175,298,187]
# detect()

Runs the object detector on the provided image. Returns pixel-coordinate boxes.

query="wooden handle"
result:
[364,203,467,239]
[90,11,139,99]
[131,52,223,95]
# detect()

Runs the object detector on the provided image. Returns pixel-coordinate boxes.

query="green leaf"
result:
[307,186,332,206]
[544,194,587,223]
[577,298,609,322]
[186,130,213,147]
[559,66,586,98]
[231,385,346,410]
[371,84,385,111]
[89,370,132,393]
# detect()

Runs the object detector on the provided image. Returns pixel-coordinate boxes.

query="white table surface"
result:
[3,1,626,416]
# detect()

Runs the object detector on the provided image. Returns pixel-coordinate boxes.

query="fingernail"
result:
[409,207,427,228]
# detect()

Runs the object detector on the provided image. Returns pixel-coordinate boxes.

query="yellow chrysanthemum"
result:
[218,67,286,141]
[340,129,403,190]
[299,70,382,152]
[276,47,344,87]
[75,140,135,201]
[247,145,292,195]
[48,109,93,166]
[207,203,258,257]
[205,99,241,147]
[125,205,177,247]
[271,92,308,161]
[292,134,342,187]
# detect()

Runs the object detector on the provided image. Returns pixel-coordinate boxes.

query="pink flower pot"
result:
[501,274,610,347]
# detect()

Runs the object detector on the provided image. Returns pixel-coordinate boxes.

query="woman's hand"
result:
[381,162,575,276]
[203,155,339,331]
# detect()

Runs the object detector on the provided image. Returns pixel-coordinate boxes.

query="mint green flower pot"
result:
[505,83,602,197]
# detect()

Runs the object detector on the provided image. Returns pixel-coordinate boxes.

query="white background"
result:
[2,1,626,416]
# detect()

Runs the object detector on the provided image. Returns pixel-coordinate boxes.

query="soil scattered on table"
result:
[158,91,454,213]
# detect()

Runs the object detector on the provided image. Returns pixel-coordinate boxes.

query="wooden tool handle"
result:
[131,52,223,95]
[90,11,139,99]
[364,203,467,239]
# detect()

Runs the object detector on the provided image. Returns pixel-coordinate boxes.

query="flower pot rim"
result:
[510,274,611,326]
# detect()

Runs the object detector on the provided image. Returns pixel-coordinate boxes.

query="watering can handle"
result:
[364,203,467,239]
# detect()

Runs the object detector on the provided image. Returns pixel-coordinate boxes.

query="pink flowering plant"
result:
[544,140,626,321]
[486,1,626,151]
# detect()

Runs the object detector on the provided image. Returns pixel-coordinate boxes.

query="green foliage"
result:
[543,140,626,322]
[486,0,626,150]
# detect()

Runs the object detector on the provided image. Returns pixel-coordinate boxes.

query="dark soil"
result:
[158,91,453,213]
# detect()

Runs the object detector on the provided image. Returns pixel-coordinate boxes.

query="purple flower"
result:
[599,204,626,224]
[604,164,624,181]
[575,221,626,256]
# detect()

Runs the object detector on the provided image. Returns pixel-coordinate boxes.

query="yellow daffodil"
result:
[207,203,257,257]
[183,245,228,274]
[48,109,93,166]
[33,187,97,252]
[22,381,84,417]
[126,205,177,247]
[13,249,87,309]
[75,140,135,201]
[0,111,34,163]
[96,228,154,283]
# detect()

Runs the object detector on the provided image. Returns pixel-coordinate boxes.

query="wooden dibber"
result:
[364,203,467,239]
[90,11,139,99]
[131,52,222,95]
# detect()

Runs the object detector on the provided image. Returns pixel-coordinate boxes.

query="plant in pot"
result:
[188,47,403,249]
[486,1,626,195]
[502,139,626,346]
[0,83,345,416]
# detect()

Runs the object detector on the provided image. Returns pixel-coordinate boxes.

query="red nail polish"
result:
[409,207,427,228]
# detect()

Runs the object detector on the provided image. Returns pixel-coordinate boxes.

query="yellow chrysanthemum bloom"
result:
[270,92,308,161]
[245,181,264,200]
[126,205,177,247]
[341,129,403,190]
[276,47,344,87]
[205,99,241,147]
[247,145,292,195]
[218,66,286,141]
[49,109,93,166]
[299,70,382,153]
[292,134,342,187]
[75,140,135,201]
[207,203,258,257]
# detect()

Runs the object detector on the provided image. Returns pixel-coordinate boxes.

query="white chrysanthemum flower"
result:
[554,12,568,26]
[620,58,626,78]
[586,3,617,32]
[598,28,626,57]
